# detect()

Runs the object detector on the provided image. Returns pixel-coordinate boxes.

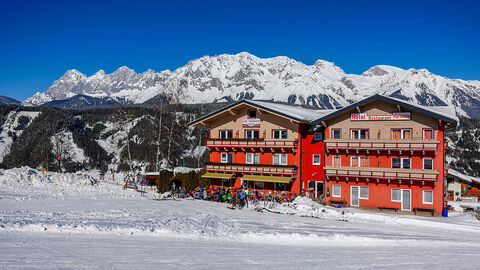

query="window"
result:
[391,188,401,202]
[351,156,368,167]
[246,153,260,164]
[248,109,256,118]
[333,156,341,166]
[273,154,288,165]
[402,158,411,169]
[219,130,232,139]
[275,182,286,191]
[423,190,433,204]
[272,129,287,139]
[423,158,433,170]
[313,154,321,165]
[332,129,341,139]
[222,179,231,187]
[332,184,341,197]
[245,129,259,139]
[351,129,369,139]
[392,129,411,140]
[423,129,434,140]
[360,186,369,199]
[221,153,233,163]
[392,157,411,169]
[254,181,264,190]
[314,133,323,141]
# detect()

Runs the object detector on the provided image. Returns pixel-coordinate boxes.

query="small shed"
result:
[143,172,160,186]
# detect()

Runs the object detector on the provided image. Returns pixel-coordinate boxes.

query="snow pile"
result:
[269,197,480,233]
[0,167,154,201]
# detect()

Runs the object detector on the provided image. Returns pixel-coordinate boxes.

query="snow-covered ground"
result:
[1,167,479,269]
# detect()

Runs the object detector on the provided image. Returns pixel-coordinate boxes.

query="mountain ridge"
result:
[22,52,480,117]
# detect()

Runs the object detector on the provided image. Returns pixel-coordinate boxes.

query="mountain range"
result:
[19,52,480,117]
[0,96,20,105]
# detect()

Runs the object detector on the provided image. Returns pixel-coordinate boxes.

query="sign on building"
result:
[242,118,261,127]
[351,112,411,121]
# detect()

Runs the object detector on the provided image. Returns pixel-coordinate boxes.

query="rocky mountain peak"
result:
[21,52,480,118]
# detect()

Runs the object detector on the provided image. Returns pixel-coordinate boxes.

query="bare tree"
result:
[51,133,71,172]
[117,106,134,173]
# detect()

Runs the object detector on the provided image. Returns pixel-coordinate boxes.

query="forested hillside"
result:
[0,104,217,172]
[446,117,480,177]
[1,103,479,177]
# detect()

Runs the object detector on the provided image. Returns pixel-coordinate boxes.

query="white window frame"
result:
[246,153,259,164]
[423,158,433,170]
[392,157,411,169]
[391,188,401,202]
[392,128,412,140]
[423,129,434,139]
[332,156,341,167]
[351,129,368,139]
[273,154,287,165]
[221,153,228,163]
[359,186,369,199]
[221,153,232,163]
[245,129,259,139]
[312,154,321,165]
[332,129,341,139]
[351,156,368,167]
[332,184,341,197]
[272,129,287,139]
[219,130,232,139]
[423,190,433,204]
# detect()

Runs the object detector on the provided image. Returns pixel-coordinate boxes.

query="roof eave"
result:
[309,94,458,125]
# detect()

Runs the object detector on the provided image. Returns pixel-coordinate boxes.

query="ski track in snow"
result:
[1,167,480,269]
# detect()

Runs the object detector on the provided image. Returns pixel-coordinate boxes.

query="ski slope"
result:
[0,167,479,269]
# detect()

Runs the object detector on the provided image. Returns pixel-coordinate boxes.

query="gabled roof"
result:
[448,169,480,185]
[188,99,333,126]
[310,94,458,125]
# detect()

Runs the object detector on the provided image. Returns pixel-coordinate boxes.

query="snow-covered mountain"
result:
[23,52,480,117]
[0,96,20,105]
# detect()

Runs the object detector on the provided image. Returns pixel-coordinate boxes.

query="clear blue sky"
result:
[1,0,479,101]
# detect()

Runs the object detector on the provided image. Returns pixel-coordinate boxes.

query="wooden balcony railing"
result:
[325,166,439,183]
[325,139,438,152]
[206,162,297,176]
[207,139,298,150]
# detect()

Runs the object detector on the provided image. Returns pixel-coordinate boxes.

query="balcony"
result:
[325,166,439,184]
[207,138,298,152]
[325,139,438,154]
[206,162,297,176]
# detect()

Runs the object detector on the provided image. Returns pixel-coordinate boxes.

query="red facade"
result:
[191,96,457,215]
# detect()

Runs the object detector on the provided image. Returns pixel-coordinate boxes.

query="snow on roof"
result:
[448,169,480,184]
[189,99,335,125]
[387,96,459,123]
[311,95,458,125]
[246,100,334,122]
[143,172,160,176]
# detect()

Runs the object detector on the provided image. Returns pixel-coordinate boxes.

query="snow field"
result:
[1,167,480,269]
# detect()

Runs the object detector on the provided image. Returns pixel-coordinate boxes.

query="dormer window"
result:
[248,109,257,118]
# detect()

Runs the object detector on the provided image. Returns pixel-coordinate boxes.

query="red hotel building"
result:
[190,95,457,215]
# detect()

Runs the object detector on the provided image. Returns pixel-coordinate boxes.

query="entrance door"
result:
[351,186,359,206]
[402,189,411,211]
[315,182,324,198]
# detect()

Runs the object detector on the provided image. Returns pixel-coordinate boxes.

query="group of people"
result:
[188,186,298,208]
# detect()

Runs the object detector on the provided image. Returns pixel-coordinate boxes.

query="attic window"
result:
[248,109,257,118]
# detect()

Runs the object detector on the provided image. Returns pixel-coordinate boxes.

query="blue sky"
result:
[0,0,479,101]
